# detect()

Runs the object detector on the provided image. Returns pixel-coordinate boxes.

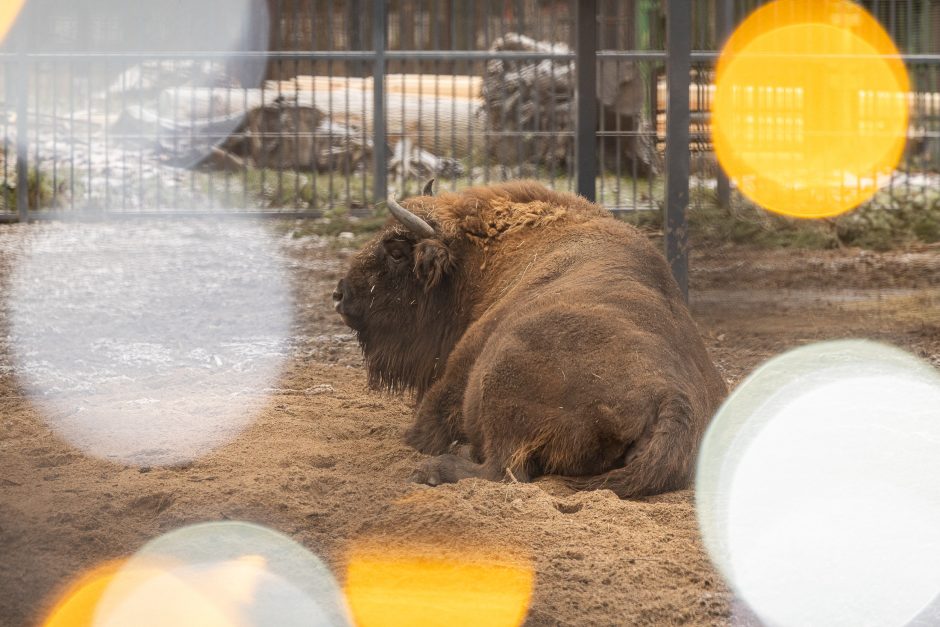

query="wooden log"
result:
[261,88,485,158]
[385,74,482,99]
[162,86,485,159]
[264,74,483,100]
[170,77,940,168]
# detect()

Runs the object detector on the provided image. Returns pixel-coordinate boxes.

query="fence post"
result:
[575,0,597,202]
[664,0,691,302]
[715,0,733,211]
[372,0,387,205]
[12,39,28,221]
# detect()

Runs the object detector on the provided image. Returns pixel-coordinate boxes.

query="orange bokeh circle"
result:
[0,0,26,43]
[712,0,910,218]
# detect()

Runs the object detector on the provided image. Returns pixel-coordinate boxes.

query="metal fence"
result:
[687,0,940,212]
[0,0,695,217]
[1,0,940,292]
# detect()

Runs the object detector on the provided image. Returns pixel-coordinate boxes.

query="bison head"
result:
[334,184,466,395]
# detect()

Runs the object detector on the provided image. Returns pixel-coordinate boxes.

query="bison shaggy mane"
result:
[333,180,726,498]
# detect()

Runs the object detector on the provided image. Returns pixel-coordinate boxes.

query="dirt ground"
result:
[1,223,939,627]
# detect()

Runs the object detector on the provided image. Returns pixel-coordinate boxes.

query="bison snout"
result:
[334,279,366,330]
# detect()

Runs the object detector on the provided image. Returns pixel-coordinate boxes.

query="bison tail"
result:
[562,394,699,499]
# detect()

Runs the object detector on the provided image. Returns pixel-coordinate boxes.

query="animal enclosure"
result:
[2,0,939,220]
[2,2,940,626]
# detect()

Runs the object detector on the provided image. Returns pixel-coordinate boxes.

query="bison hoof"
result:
[409,454,483,486]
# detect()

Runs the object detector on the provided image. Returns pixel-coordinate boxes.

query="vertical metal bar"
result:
[435,5,444,183]
[576,0,598,201]
[349,0,363,60]
[482,1,490,185]
[105,57,111,211]
[466,2,475,184]
[296,0,302,208]
[664,0,691,302]
[3,60,10,198]
[327,0,335,204]
[715,0,733,210]
[373,0,387,204]
[343,4,352,209]
[513,15,522,174]
[52,58,58,209]
[402,2,409,193]
[308,0,318,213]
[15,51,28,221]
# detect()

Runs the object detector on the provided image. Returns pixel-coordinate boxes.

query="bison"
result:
[333,180,726,497]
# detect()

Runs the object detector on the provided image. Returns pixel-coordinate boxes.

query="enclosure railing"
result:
[0,0,676,221]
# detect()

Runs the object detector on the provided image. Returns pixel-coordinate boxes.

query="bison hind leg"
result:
[564,393,697,498]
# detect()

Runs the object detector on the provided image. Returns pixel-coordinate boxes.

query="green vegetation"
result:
[279,208,388,248]
[241,168,372,211]
[238,166,940,252]
[621,184,940,251]
[1,167,60,212]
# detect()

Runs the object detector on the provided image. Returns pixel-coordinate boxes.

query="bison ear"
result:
[422,178,435,196]
[413,239,454,292]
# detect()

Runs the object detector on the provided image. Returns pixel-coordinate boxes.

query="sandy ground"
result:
[1,222,939,626]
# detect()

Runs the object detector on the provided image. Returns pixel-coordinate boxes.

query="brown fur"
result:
[334,180,727,498]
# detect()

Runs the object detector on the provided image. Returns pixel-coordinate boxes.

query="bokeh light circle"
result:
[7,220,292,466]
[0,0,25,43]
[696,340,940,627]
[712,0,910,218]
[44,522,352,626]
[2,0,269,179]
[345,545,533,627]
[43,561,125,627]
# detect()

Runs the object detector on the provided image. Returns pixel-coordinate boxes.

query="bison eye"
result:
[383,239,412,264]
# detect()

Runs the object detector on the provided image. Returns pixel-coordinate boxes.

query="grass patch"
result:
[621,184,940,251]
[1,167,61,212]
[272,201,390,250]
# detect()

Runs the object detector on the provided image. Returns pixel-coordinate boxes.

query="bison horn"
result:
[422,178,435,196]
[387,196,436,239]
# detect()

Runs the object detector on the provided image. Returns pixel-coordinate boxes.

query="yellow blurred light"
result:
[43,561,125,627]
[345,549,533,627]
[0,0,25,43]
[95,555,268,627]
[712,0,910,218]
[43,555,272,627]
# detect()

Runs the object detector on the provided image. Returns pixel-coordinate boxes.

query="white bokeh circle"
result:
[697,340,940,627]
[94,521,352,626]
[7,220,292,466]
[2,0,269,171]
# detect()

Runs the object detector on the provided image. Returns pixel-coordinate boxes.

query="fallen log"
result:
[266,74,483,100]
[161,86,484,160]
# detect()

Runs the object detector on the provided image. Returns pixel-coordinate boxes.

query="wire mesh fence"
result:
[0,0,938,224]
[687,0,940,223]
